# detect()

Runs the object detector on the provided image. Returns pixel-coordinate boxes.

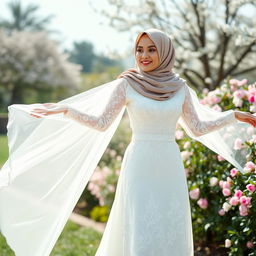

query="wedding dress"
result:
[0,77,250,256]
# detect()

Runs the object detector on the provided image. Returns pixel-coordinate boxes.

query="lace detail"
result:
[64,80,127,131]
[181,84,237,137]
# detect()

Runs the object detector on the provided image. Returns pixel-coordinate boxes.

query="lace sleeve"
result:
[181,84,238,137]
[63,80,127,132]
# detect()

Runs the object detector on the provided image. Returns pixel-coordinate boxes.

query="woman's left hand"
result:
[234,110,256,127]
[30,103,68,118]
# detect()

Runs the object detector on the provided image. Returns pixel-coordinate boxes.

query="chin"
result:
[138,65,155,72]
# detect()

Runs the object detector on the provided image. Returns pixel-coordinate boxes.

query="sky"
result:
[0,0,134,57]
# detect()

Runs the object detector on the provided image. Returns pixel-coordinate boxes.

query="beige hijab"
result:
[118,28,185,101]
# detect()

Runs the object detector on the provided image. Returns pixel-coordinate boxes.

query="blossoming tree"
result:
[93,0,256,90]
[0,30,81,106]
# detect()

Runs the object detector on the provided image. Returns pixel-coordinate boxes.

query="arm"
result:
[181,84,238,137]
[63,80,127,132]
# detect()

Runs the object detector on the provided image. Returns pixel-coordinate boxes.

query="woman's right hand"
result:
[30,103,68,118]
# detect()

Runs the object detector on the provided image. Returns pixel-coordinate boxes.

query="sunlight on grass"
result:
[0,220,102,256]
[0,134,8,167]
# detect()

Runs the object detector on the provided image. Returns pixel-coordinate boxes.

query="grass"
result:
[0,134,8,167]
[0,220,102,256]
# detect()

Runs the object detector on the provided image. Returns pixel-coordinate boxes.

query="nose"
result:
[142,51,149,58]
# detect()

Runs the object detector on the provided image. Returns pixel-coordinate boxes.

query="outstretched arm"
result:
[30,79,127,132]
[63,81,127,131]
[181,84,238,137]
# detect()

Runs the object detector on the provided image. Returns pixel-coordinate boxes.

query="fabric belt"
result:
[131,132,176,142]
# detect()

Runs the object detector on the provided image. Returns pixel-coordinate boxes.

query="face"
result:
[135,34,160,72]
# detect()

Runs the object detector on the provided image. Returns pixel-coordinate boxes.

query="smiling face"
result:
[135,33,160,72]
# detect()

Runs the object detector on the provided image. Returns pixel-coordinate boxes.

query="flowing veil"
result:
[0,78,254,255]
[0,79,126,256]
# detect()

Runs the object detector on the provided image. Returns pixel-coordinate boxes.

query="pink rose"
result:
[246,184,256,193]
[237,79,247,86]
[218,209,225,216]
[189,188,200,200]
[230,168,238,177]
[222,188,231,196]
[243,161,255,173]
[240,196,252,206]
[197,198,208,209]
[217,155,225,161]
[229,196,239,206]
[246,241,254,249]
[219,180,224,188]
[234,190,243,199]
[245,161,255,170]
[229,79,238,86]
[234,138,243,150]
[239,204,249,216]
[234,89,246,98]
[249,95,255,103]
[223,181,231,189]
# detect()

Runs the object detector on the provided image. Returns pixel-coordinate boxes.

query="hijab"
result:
[118,28,186,101]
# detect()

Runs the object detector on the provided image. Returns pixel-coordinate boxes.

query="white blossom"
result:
[0,29,81,91]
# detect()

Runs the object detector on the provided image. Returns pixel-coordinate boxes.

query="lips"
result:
[141,60,152,65]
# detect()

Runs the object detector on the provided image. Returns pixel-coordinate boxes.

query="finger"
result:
[30,113,42,118]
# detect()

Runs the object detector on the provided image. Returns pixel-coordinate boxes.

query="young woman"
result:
[1,28,256,256]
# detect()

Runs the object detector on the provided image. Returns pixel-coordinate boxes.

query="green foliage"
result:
[68,41,95,73]
[90,205,110,223]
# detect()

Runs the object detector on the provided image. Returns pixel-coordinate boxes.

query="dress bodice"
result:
[125,82,185,140]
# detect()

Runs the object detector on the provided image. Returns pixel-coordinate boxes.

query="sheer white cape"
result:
[0,78,253,256]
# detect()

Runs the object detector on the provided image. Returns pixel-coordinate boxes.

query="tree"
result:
[68,41,95,73]
[67,40,124,73]
[0,30,81,105]
[0,0,54,33]
[92,0,256,90]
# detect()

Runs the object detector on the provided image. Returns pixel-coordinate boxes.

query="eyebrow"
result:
[136,45,156,48]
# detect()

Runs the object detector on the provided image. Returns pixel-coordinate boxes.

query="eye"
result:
[136,48,143,53]
[149,48,156,52]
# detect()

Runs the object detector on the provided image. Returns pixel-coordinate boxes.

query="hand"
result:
[234,110,256,127]
[30,103,68,118]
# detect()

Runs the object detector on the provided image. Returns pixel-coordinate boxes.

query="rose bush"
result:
[176,78,256,255]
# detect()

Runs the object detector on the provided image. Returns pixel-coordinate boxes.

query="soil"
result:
[194,240,228,256]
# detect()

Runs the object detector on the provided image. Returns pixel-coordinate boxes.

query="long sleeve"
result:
[63,80,127,132]
[181,84,238,137]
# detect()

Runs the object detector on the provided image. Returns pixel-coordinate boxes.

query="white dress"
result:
[63,79,237,256]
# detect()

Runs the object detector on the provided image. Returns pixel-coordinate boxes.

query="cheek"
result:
[152,53,160,66]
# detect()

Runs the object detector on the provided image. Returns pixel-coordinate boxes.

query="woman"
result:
[1,28,256,256]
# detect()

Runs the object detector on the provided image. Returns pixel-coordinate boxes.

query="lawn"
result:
[0,220,102,256]
[0,134,8,167]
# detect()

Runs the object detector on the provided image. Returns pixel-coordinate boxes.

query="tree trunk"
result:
[10,85,23,105]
